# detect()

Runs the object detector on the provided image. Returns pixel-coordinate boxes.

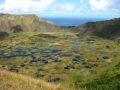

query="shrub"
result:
[0,32,9,39]
[12,25,23,33]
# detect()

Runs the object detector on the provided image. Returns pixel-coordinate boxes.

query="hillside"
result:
[0,15,120,90]
[0,70,69,90]
[0,14,54,32]
[76,18,120,39]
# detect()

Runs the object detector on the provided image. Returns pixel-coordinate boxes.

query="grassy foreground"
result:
[0,70,70,90]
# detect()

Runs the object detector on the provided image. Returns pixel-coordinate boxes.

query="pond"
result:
[0,47,63,61]
[103,56,111,60]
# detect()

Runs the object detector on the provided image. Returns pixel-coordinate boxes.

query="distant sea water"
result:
[42,18,107,26]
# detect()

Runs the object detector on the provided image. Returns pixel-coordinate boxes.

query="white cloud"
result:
[58,3,75,12]
[0,0,55,12]
[89,0,116,11]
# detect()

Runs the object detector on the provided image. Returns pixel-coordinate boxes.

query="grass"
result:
[0,70,71,90]
[0,31,120,90]
[72,51,120,90]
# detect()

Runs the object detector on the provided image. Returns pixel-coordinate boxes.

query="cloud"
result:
[58,3,75,12]
[0,0,55,13]
[89,0,119,12]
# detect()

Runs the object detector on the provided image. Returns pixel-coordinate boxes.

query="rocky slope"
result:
[0,14,54,32]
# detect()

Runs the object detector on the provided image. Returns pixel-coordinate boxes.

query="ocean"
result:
[42,18,106,26]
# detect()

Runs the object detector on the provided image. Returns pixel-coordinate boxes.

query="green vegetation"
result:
[85,18,120,39]
[11,25,23,33]
[0,32,9,40]
[0,31,120,90]
[0,14,54,32]
[0,15,120,90]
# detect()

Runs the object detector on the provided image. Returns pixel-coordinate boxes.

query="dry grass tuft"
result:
[0,70,71,90]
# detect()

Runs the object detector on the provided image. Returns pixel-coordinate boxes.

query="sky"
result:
[0,0,120,19]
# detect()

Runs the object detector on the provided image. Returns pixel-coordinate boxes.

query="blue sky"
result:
[0,0,120,19]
